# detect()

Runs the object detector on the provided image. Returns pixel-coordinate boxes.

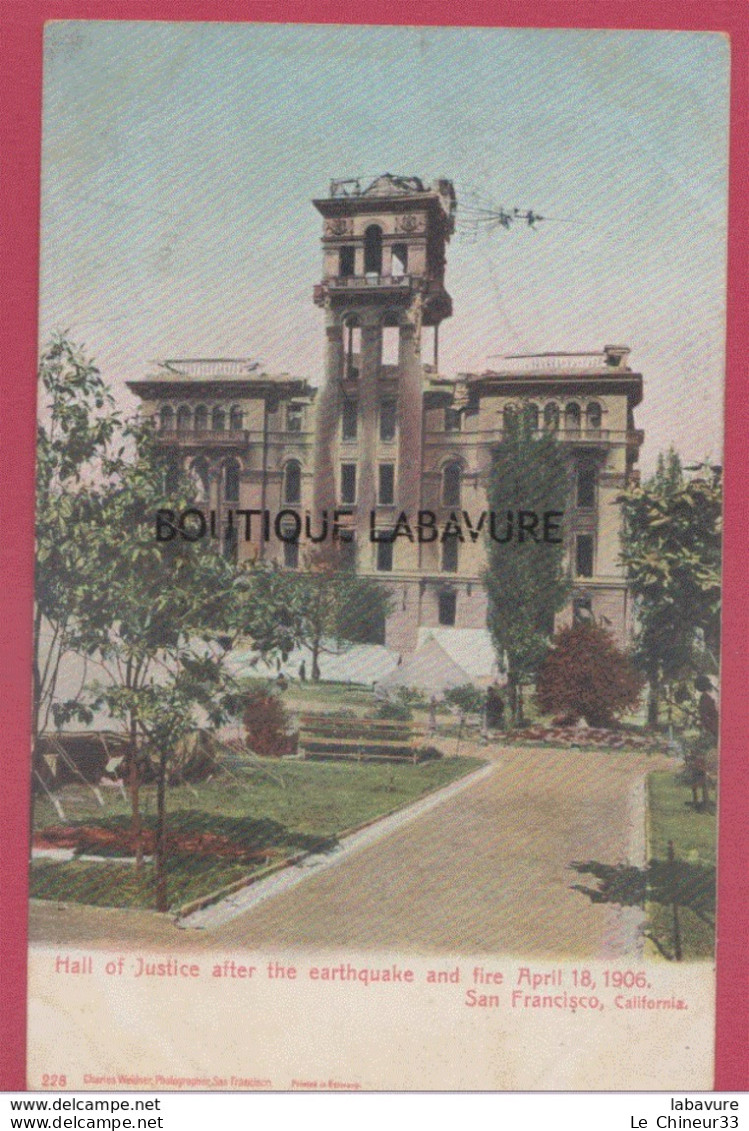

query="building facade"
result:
[128,174,644,654]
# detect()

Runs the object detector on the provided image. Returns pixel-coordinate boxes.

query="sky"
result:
[39,21,730,473]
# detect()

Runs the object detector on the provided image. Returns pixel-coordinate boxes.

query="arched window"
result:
[159,405,174,432]
[364,225,383,274]
[212,406,225,432]
[284,460,302,505]
[223,458,240,504]
[189,458,210,503]
[586,402,602,432]
[544,402,560,431]
[524,403,540,431]
[194,405,208,432]
[229,406,243,432]
[565,402,581,433]
[176,405,192,433]
[502,405,516,433]
[442,462,461,508]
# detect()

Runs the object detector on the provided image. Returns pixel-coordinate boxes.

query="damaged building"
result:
[128,174,644,654]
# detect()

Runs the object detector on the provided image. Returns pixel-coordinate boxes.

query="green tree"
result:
[443,684,486,717]
[484,409,570,724]
[33,334,122,796]
[617,451,722,726]
[82,421,242,899]
[256,550,392,680]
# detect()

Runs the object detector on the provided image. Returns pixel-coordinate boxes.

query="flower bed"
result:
[507,724,666,750]
[34,825,269,863]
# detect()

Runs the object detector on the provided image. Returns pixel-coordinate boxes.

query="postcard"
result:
[2,4,747,1094]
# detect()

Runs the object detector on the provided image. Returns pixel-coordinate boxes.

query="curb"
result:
[175,760,493,927]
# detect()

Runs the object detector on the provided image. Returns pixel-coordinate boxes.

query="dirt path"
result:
[29,745,672,957]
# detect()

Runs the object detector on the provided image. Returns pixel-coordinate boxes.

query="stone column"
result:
[312,318,343,518]
[356,321,382,543]
[397,313,424,519]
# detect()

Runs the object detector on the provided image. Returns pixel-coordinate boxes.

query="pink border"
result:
[1,0,746,1094]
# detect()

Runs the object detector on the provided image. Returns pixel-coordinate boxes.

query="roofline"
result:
[466,371,644,408]
[313,192,451,220]
[127,377,316,398]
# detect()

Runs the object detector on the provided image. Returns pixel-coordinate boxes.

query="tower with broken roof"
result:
[311,175,455,549]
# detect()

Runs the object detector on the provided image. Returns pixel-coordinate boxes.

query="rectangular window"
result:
[438,591,457,626]
[339,246,355,277]
[341,399,358,441]
[378,463,395,505]
[445,407,462,432]
[340,463,357,505]
[339,536,357,571]
[442,463,461,508]
[283,538,299,570]
[576,535,594,578]
[379,399,397,442]
[573,596,593,624]
[376,538,393,572]
[577,466,596,508]
[223,526,238,563]
[286,404,303,433]
[382,325,400,365]
[441,536,459,573]
[391,243,408,275]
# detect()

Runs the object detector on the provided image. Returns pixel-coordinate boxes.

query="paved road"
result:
[30,745,670,957]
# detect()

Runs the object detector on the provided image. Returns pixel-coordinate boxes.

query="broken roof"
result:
[315,174,456,231]
[126,358,316,397]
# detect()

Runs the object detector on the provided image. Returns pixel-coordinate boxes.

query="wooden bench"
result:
[297,714,436,764]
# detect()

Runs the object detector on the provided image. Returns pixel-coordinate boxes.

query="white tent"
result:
[378,636,473,694]
[415,628,503,685]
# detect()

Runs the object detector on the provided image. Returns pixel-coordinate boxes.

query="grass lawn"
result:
[646,771,716,960]
[269,680,376,717]
[31,755,483,912]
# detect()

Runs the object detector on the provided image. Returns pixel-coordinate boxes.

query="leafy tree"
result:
[261,550,392,680]
[484,409,570,724]
[443,684,485,716]
[536,622,644,727]
[617,451,722,725]
[82,422,242,897]
[33,334,122,802]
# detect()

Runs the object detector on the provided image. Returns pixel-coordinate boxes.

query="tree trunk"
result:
[155,747,168,913]
[128,714,144,871]
[647,667,660,727]
[516,682,525,727]
[507,674,518,727]
[311,639,321,682]
[29,612,44,861]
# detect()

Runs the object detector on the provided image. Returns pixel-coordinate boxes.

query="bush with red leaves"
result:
[536,623,644,728]
[242,687,296,758]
